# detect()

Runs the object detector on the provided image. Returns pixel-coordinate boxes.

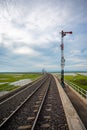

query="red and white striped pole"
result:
[60,30,72,87]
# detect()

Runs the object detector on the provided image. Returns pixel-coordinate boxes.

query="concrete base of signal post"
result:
[53,75,86,130]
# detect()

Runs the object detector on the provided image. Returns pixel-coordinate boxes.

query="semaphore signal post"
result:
[60,30,72,87]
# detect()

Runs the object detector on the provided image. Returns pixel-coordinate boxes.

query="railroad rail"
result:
[0,74,49,125]
[33,75,69,130]
[0,74,45,103]
[0,74,69,130]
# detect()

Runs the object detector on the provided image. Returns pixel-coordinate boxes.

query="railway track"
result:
[34,75,69,130]
[0,74,51,129]
[0,74,69,130]
[0,74,45,103]
[0,74,49,125]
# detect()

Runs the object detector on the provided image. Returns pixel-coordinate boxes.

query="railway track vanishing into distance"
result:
[0,74,69,130]
[0,75,45,103]
[0,75,48,125]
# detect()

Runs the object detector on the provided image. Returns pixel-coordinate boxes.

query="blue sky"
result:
[0,0,87,72]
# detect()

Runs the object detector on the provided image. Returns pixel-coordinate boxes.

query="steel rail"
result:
[0,75,45,103]
[31,78,51,130]
[0,76,49,128]
[0,75,47,105]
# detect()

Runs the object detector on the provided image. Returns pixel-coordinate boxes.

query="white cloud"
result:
[65,63,87,71]
[0,0,87,72]
[13,46,40,56]
[0,0,84,49]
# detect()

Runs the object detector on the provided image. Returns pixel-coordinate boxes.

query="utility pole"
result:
[60,30,72,87]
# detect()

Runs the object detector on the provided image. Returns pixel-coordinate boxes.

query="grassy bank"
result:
[64,74,87,91]
[0,73,42,91]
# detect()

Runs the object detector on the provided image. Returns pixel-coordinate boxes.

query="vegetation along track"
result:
[0,74,69,130]
[0,74,48,125]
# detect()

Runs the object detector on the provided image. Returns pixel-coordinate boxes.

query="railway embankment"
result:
[54,75,86,130]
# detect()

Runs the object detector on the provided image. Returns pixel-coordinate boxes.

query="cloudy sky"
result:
[0,0,87,72]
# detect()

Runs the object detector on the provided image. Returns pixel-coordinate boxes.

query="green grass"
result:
[0,73,43,91]
[0,83,19,91]
[64,74,87,91]
[0,73,42,82]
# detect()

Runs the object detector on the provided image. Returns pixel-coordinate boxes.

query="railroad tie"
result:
[18,125,32,129]
[27,116,35,120]
[41,123,50,128]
